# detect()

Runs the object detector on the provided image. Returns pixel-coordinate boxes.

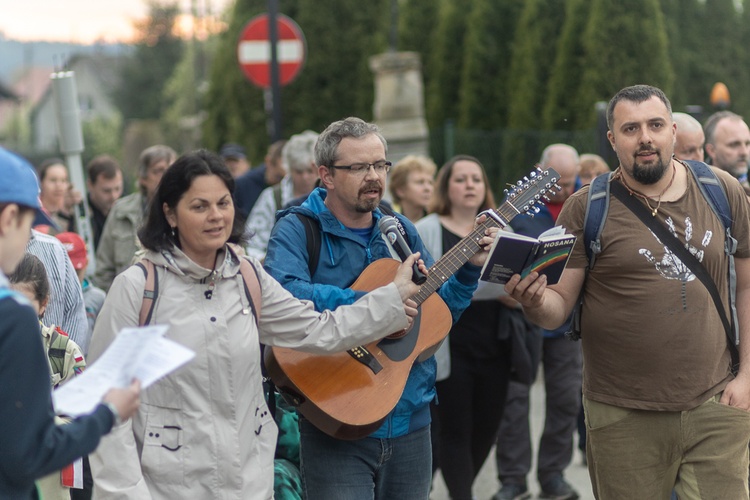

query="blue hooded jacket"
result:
[264,187,480,438]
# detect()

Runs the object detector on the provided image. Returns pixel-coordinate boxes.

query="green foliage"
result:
[457,0,524,130]
[541,0,591,130]
[426,0,472,129]
[572,0,674,129]
[398,0,440,90]
[82,114,124,164]
[505,0,568,131]
[113,2,184,122]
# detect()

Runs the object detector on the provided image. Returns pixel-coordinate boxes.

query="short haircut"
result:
[37,158,66,182]
[314,117,387,169]
[137,145,177,178]
[606,85,672,131]
[388,155,437,204]
[87,155,121,184]
[672,112,703,135]
[429,155,496,216]
[138,149,246,252]
[540,144,579,167]
[8,252,50,304]
[704,111,744,145]
[283,130,318,173]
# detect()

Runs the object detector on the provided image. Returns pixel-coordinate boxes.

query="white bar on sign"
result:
[238,40,304,64]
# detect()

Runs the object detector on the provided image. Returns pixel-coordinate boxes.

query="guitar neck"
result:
[411,206,512,306]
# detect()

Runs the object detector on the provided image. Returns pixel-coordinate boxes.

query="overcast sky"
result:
[0,0,231,44]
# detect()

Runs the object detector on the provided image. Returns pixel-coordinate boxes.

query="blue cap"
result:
[0,147,47,220]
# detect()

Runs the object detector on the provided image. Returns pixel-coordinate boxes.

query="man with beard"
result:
[264,117,498,500]
[704,110,750,195]
[505,85,750,499]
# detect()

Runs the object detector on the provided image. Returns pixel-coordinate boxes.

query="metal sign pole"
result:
[50,71,96,275]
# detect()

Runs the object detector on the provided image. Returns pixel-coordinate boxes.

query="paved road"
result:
[430,376,594,500]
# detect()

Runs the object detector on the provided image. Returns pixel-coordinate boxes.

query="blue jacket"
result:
[264,187,480,438]
[511,204,572,338]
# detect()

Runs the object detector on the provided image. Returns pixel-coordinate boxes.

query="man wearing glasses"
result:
[264,117,496,500]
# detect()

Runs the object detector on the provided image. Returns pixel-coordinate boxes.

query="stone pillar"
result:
[369,51,429,164]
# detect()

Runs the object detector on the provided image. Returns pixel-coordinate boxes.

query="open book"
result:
[479,226,576,286]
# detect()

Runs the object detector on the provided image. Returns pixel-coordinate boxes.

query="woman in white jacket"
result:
[88,149,424,499]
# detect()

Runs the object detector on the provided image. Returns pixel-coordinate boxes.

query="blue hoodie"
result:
[264,187,480,438]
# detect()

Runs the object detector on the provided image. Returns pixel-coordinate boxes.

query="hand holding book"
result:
[479,226,576,286]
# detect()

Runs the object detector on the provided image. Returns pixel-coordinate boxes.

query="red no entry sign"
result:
[237,13,306,89]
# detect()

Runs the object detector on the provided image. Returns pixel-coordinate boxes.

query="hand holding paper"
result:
[53,325,195,417]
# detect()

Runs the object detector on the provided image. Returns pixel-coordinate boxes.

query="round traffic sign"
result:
[237,14,306,88]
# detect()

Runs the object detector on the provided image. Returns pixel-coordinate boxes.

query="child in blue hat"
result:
[0,147,141,499]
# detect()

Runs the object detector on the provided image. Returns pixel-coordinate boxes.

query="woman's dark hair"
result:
[138,149,247,252]
[8,252,50,304]
[429,155,496,216]
[37,158,67,181]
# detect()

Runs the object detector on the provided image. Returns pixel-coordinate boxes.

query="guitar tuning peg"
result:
[542,169,549,176]
[543,195,551,202]
[529,171,537,178]
[517,180,523,186]
[528,213,535,218]
[523,204,530,212]
[533,206,541,213]
[523,176,530,182]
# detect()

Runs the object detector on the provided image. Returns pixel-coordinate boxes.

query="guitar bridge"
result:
[347,346,383,374]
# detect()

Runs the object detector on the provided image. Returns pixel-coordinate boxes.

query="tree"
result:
[113,2,184,122]
[202,0,268,159]
[505,0,568,131]
[541,0,592,130]
[398,0,440,92]
[283,0,389,136]
[426,0,473,130]
[572,0,674,129]
[457,0,524,130]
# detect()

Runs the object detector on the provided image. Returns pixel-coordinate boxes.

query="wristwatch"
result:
[104,401,123,427]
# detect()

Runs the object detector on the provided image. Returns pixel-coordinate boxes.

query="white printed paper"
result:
[52,325,195,417]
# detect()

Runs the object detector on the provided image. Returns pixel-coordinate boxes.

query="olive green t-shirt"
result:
[558,163,750,410]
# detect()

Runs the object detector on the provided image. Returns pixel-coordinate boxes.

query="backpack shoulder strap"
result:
[295,213,321,277]
[239,258,262,327]
[583,172,614,269]
[135,259,158,326]
[683,160,734,235]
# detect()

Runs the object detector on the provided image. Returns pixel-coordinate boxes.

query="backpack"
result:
[0,288,71,380]
[295,202,399,276]
[573,160,739,354]
[47,326,72,379]
[135,256,262,327]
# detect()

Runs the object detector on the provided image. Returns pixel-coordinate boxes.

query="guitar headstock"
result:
[494,166,561,226]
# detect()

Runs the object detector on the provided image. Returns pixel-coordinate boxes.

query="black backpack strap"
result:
[295,213,321,277]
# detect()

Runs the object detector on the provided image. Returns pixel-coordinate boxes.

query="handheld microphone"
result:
[378,216,427,285]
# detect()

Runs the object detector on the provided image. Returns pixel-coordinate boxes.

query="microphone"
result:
[378,216,427,285]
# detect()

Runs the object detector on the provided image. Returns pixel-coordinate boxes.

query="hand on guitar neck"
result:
[393,252,428,330]
[467,213,501,267]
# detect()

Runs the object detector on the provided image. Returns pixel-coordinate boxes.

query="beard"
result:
[630,148,669,185]
[355,181,382,213]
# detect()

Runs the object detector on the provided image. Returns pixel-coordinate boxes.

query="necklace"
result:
[616,161,676,216]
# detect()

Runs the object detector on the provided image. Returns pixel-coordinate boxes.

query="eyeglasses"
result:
[330,160,392,175]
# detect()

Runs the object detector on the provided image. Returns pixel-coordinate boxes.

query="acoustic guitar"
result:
[265,166,560,440]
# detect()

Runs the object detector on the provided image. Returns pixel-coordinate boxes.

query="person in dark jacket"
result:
[0,146,140,499]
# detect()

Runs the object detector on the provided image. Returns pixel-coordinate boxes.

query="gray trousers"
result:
[495,336,583,486]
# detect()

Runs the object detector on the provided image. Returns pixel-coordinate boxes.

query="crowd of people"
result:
[2,83,750,500]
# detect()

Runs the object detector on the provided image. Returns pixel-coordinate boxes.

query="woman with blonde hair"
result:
[388,154,436,222]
